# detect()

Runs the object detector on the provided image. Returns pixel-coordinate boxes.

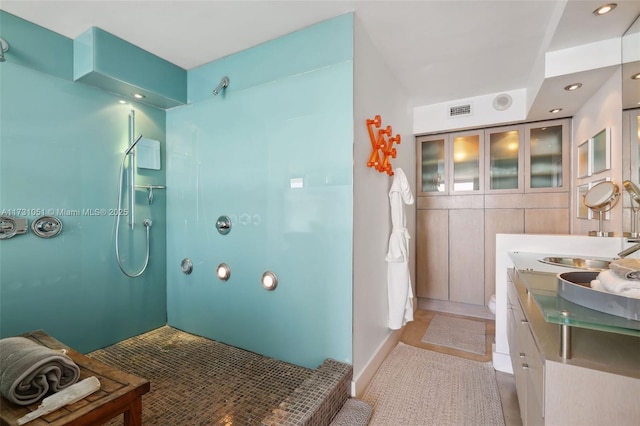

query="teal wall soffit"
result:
[74,27,187,109]
[0,11,73,80]
[188,12,354,104]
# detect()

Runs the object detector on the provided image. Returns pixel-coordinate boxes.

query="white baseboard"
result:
[493,348,513,374]
[352,329,402,397]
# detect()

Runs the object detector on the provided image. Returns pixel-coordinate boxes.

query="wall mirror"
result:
[591,128,610,174]
[577,140,590,177]
[622,14,640,111]
[623,180,640,237]
[622,13,640,236]
[577,184,590,219]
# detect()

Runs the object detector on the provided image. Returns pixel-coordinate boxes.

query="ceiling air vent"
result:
[449,104,472,117]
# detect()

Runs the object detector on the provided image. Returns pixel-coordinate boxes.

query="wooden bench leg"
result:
[123,397,143,426]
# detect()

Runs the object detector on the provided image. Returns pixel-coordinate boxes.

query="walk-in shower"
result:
[212,76,229,95]
[114,110,152,277]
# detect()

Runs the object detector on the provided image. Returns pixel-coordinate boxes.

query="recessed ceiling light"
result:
[118,100,127,104]
[564,83,582,91]
[133,93,145,99]
[593,3,616,15]
[549,108,563,114]
[632,72,640,80]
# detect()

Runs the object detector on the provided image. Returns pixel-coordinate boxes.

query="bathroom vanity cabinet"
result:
[415,119,570,307]
[507,268,640,426]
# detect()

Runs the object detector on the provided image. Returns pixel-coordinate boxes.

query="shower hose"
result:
[115,154,151,278]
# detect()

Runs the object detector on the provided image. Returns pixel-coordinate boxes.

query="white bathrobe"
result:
[386,168,414,330]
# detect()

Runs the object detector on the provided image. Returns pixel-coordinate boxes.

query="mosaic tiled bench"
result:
[262,359,353,426]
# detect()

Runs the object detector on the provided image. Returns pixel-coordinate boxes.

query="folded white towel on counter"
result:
[591,269,640,299]
[0,337,80,406]
[609,258,640,280]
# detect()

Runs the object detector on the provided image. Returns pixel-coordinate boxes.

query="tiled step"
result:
[262,359,353,426]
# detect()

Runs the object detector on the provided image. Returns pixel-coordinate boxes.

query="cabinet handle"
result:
[520,319,528,324]
[522,363,529,370]
[519,352,526,358]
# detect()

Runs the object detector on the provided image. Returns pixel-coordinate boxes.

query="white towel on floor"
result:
[591,269,640,299]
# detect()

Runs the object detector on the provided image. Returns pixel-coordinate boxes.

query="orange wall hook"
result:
[366,115,381,127]
[366,115,401,175]
[379,126,392,137]
[367,148,382,168]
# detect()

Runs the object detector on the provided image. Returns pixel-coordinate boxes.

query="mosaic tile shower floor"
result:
[87,326,331,425]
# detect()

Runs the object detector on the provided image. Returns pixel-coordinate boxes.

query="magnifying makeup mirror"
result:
[623,180,640,237]
[584,181,620,237]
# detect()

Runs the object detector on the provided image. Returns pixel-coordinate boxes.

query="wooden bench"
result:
[1,330,150,426]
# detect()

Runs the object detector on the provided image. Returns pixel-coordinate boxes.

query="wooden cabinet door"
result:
[485,125,524,194]
[449,209,484,304]
[525,208,569,234]
[485,209,524,304]
[416,209,449,299]
[525,119,570,193]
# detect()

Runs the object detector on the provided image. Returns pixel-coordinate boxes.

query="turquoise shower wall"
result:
[1,11,354,368]
[0,12,167,352]
[166,14,354,368]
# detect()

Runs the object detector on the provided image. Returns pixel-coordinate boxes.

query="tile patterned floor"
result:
[86,310,517,426]
[88,326,350,425]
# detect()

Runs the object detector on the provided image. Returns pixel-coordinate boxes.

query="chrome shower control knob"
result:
[181,258,193,275]
[216,216,232,235]
[31,216,62,238]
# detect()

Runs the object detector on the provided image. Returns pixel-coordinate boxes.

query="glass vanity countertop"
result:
[509,252,640,337]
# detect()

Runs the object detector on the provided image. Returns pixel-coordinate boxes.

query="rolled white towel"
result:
[0,337,80,406]
[609,258,640,280]
[595,269,640,299]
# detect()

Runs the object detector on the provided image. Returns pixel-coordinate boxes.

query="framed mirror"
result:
[622,13,640,236]
[591,128,610,174]
[622,14,640,111]
[577,184,590,219]
[577,140,590,177]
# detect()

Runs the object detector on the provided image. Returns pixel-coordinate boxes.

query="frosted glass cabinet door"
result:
[486,127,523,192]
[452,132,483,192]
[417,136,447,195]
[525,119,570,192]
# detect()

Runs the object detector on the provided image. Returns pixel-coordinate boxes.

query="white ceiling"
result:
[2,0,639,119]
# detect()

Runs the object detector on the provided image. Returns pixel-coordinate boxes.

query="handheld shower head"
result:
[0,38,9,62]
[212,76,229,95]
[125,134,144,155]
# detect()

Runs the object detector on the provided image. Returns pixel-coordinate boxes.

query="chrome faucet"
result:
[618,240,640,258]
